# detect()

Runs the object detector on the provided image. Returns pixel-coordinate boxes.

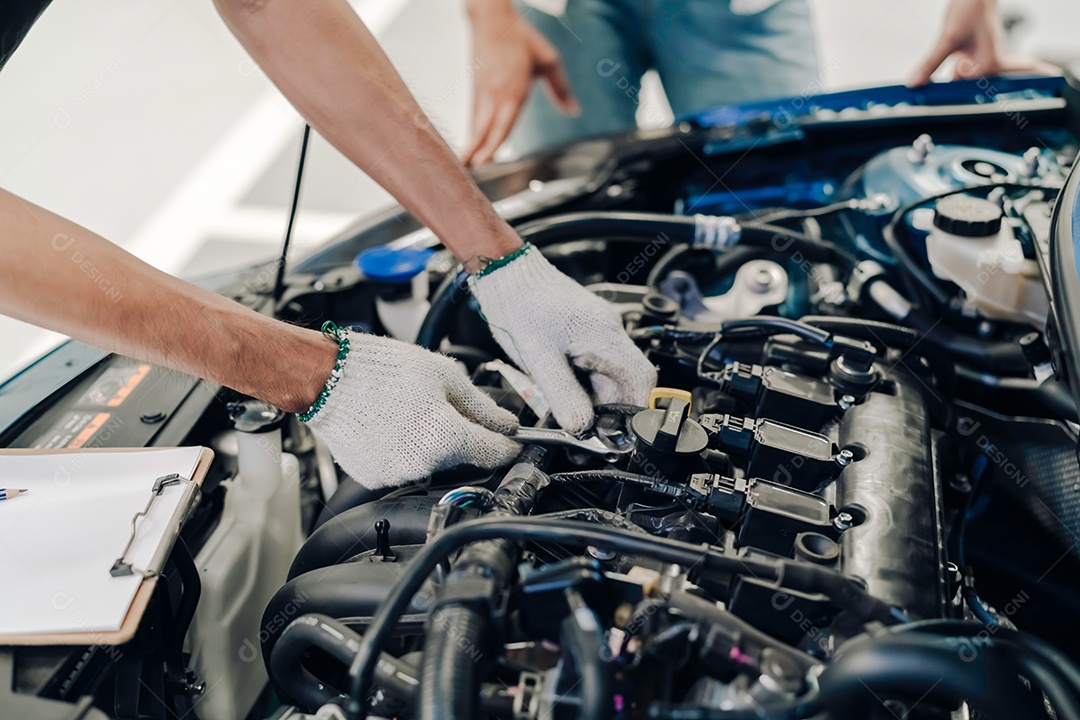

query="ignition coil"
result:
[719,362,847,431]
[682,473,840,557]
[698,413,850,491]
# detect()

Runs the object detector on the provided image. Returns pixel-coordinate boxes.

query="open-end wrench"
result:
[511,426,632,459]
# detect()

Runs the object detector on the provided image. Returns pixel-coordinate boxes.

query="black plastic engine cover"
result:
[836,367,947,619]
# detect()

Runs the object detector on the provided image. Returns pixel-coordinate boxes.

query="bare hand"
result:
[908,0,1057,86]
[464,3,579,167]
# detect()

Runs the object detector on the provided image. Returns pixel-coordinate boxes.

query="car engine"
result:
[4,76,1080,720]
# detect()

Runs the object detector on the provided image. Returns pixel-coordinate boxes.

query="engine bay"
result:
[5,75,1080,720]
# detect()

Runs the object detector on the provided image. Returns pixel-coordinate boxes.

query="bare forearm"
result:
[0,189,334,413]
[216,0,521,265]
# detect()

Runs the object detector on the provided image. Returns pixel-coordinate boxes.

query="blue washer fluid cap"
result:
[356,246,435,283]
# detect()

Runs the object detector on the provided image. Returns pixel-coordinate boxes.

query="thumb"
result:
[907,38,956,87]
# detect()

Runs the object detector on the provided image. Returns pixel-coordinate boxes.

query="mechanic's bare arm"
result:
[215,0,522,269]
[0,189,335,413]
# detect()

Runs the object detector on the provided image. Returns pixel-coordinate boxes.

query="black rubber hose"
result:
[269,613,511,714]
[560,596,611,720]
[515,212,853,263]
[904,309,1031,374]
[418,606,486,720]
[417,269,470,350]
[633,318,835,347]
[262,562,433,667]
[417,456,549,720]
[816,632,1070,720]
[802,312,1030,375]
[345,517,896,719]
[646,244,693,288]
[882,210,951,309]
[648,626,1080,720]
[514,210,696,245]
[801,315,924,349]
[721,317,832,345]
[291,495,439,579]
[739,220,857,265]
[893,620,1080,702]
[270,614,364,709]
[1034,377,1080,422]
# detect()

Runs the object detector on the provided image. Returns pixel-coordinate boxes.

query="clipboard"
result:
[0,446,213,646]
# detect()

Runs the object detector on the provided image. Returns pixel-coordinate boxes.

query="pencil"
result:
[0,488,29,501]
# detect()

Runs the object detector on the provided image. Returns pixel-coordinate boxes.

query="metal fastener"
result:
[833,511,855,531]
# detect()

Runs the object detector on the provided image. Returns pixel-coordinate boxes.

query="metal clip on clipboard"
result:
[110,473,200,578]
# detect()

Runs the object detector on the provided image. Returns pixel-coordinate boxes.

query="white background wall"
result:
[0,0,1076,380]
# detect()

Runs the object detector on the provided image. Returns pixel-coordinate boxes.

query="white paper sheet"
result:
[0,447,202,636]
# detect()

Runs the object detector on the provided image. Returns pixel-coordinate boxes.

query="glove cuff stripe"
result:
[472,242,532,279]
[298,321,352,423]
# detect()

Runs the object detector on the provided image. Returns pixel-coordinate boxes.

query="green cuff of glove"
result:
[474,243,533,279]
[298,321,351,423]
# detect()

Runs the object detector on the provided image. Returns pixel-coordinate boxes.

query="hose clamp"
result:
[693,214,741,250]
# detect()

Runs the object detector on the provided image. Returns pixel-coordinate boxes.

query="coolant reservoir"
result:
[925,194,1049,325]
[357,246,435,343]
[186,402,303,720]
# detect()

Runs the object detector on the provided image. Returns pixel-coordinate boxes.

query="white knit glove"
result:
[470,245,657,433]
[301,330,521,489]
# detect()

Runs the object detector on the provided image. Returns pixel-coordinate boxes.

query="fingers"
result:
[590,373,622,406]
[534,37,579,115]
[529,352,596,434]
[467,102,519,167]
[576,342,657,407]
[540,63,580,116]
[445,371,520,434]
[907,38,957,87]
[465,93,499,167]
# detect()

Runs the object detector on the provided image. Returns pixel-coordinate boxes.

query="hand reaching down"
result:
[908,0,1058,86]
[464,0,579,166]
[469,245,657,433]
[302,328,521,489]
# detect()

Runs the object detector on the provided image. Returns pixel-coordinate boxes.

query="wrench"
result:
[511,427,632,458]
